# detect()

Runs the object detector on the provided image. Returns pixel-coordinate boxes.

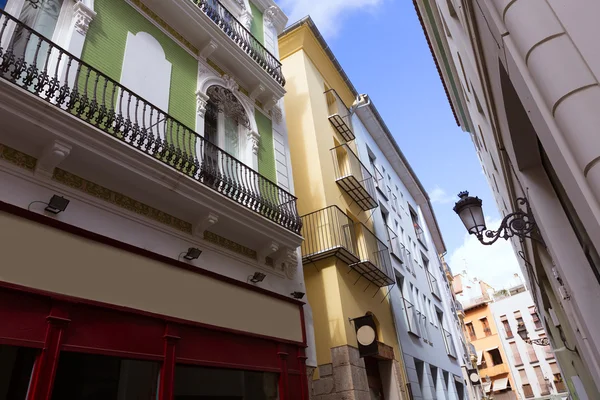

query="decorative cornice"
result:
[204,230,258,260]
[247,130,260,155]
[0,143,37,171]
[73,1,97,35]
[222,74,240,92]
[196,90,210,117]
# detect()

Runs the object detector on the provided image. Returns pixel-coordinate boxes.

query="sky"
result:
[276,0,522,289]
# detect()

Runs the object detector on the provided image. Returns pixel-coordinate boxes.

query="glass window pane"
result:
[174,364,279,400]
[0,345,37,400]
[51,352,159,400]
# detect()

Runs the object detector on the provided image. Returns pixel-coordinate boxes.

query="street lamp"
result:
[453,191,537,246]
[517,322,550,346]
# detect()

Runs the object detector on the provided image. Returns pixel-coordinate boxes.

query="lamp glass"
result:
[459,204,486,235]
[517,323,528,341]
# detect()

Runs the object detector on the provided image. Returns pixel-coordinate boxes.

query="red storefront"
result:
[0,202,309,400]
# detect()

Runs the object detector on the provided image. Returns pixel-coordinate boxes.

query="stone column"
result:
[311,346,369,400]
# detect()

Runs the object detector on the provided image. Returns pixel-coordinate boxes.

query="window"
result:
[174,364,278,399]
[487,348,503,366]
[0,345,37,400]
[466,322,476,341]
[520,369,534,398]
[52,352,160,399]
[478,125,488,152]
[533,366,550,395]
[526,342,538,363]
[501,316,513,338]
[529,307,543,330]
[456,53,470,93]
[550,362,566,393]
[481,317,492,337]
[409,207,426,245]
[509,341,523,365]
[204,85,251,160]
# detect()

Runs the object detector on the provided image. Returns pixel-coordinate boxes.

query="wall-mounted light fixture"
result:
[44,195,70,214]
[248,272,266,284]
[291,291,305,299]
[516,321,550,346]
[183,247,202,261]
[453,191,537,246]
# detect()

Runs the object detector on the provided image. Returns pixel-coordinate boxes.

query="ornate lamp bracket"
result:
[477,197,537,246]
[526,337,551,346]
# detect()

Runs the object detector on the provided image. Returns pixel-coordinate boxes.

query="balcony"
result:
[331,144,378,211]
[403,298,421,337]
[442,328,458,358]
[350,223,394,287]
[427,270,441,299]
[455,300,465,316]
[0,11,301,242]
[139,0,285,101]
[480,362,509,377]
[325,89,354,142]
[300,206,359,265]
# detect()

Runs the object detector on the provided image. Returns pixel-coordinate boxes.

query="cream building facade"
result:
[411,0,600,398]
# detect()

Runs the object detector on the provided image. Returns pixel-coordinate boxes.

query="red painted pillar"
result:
[27,306,70,400]
[159,324,180,400]
[297,347,309,400]
[278,345,290,400]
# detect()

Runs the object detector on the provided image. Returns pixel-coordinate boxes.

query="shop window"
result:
[51,352,160,400]
[174,365,278,400]
[0,345,37,400]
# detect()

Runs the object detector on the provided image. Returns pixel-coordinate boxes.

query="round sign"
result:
[356,325,376,346]
[469,372,480,383]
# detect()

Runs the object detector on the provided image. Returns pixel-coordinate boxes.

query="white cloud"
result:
[276,0,384,38]
[429,185,454,204]
[448,218,524,290]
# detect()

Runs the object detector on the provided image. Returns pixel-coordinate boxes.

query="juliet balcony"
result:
[331,143,378,211]
[141,0,285,101]
[0,10,302,251]
[300,206,394,287]
[325,89,354,142]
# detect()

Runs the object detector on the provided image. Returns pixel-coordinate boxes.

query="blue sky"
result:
[277,0,522,288]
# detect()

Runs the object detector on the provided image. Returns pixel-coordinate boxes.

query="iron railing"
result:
[300,206,359,265]
[350,223,394,287]
[442,328,458,358]
[331,143,378,211]
[191,0,285,86]
[0,10,300,233]
[426,270,441,299]
[403,298,421,337]
[324,88,354,141]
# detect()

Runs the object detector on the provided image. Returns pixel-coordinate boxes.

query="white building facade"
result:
[412,0,600,398]
[0,0,313,399]
[349,105,470,400]
[491,287,569,400]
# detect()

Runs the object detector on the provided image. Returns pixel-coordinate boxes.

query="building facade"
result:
[0,0,311,399]
[279,17,409,400]
[412,0,600,398]
[351,93,468,400]
[454,274,517,400]
[491,284,569,400]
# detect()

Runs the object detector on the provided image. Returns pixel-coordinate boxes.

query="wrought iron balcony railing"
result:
[331,143,378,211]
[442,328,458,358]
[300,206,359,265]
[0,10,300,233]
[426,270,441,299]
[191,0,285,86]
[403,298,421,337]
[325,89,354,142]
[350,223,394,287]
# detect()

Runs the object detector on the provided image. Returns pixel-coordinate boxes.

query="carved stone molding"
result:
[239,10,253,30]
[194,212,219,236]
[250,84,266,100]
[264,6,278,29]
[270,104,283,124]
[35,140,72,179]
[263,96,279,112]
[283,249,298,279]
[73,1,97,35]
[247,130,260,156]
[222,74,240,92]
[200,40,219,60]
[196,91,210,118]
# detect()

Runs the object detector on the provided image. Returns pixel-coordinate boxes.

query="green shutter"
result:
[250,3,264,45]
[255,109,276,182]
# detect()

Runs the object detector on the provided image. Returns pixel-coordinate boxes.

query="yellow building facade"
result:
[279,18,409,400]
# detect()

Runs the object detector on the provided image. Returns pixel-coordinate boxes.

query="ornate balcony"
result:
[331,144,378,211]
[300,206,359,265]
[0,10,301,234]
[325,89,354,142]
[191,0,284,86]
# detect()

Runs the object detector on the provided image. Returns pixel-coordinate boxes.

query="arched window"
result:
[204,85,250,160]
